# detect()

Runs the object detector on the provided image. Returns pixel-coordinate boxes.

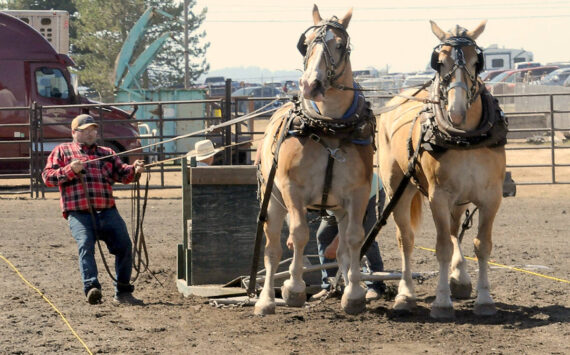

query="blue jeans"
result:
[68,207,134,296]
[316,190,386,292]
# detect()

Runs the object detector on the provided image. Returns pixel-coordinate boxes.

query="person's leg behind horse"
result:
[362,190,386,299]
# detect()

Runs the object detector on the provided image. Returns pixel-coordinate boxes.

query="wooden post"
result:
[178,157,193,285]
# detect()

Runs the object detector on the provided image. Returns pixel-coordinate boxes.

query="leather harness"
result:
[271,94,376,215]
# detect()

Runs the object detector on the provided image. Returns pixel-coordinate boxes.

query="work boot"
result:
[365,288,382,302]
[308,289,329,302]
[113,292,144,305]
[86,288,102,305]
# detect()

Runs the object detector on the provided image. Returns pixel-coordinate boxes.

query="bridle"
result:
[297,17,351,90]
[431,36,484,109]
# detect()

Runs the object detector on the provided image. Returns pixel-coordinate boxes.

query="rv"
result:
[483,44,534,71]
[0,12,141,173]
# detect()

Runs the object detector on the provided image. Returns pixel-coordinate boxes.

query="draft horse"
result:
[377,20,508,319]
[254,5,376,315]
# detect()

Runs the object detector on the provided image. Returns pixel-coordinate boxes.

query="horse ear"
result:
[340,7,353,29]
[430,20,447,42]
[312,4,322,25]
[467,20,487,40]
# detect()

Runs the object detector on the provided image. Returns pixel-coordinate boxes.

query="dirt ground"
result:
[1,176,569,354]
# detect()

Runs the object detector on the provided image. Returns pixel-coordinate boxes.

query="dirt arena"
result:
[1,172,569,353]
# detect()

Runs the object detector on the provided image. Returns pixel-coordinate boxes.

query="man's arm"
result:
[110,152,144,184]
[42,147,80,187]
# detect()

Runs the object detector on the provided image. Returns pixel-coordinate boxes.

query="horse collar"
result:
[422,88,508,150]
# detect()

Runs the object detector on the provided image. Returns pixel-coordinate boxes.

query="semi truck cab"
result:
[0,11,141,173]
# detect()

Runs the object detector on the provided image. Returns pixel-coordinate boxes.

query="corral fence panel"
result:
[0,83,568,197]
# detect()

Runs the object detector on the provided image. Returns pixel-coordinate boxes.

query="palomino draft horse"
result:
[377,20,508,319]
[254,5,376,315]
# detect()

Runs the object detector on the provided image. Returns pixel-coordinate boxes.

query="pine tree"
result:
[73,0,209,100]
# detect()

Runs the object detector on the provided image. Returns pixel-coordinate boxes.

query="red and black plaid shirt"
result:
[42,142,136,218]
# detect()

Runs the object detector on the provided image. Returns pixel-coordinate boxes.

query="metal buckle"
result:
[327,147,345,162]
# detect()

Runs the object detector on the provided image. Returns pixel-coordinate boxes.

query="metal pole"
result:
[549,94,555,183]
[224,79,232,165]
[184,0,190,89]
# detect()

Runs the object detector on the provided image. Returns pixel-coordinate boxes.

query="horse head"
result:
[430,20,487,130]
[298,5,353,102]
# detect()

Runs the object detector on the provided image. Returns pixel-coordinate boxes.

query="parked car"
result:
[282,80,300,97]
[479,69,508,82]
[231,86,285,113]
[540,68,570,86]
[486,66,559,90]
[514,62,542,70]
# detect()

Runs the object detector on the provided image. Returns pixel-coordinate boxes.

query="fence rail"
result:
[0,85,568,197]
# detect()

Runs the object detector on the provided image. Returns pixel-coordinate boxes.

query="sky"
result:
[191,0,570,81]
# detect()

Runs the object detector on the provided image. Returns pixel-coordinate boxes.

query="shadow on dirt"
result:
[368,300,569,328]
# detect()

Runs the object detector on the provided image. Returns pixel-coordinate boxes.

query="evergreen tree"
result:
[73,0,209,100]
[144,0,209,89]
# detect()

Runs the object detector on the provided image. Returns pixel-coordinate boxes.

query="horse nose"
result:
[448,106,466,126]
[300,77,325,101]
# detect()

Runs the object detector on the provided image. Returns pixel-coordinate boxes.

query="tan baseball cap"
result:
[71,114,98,131]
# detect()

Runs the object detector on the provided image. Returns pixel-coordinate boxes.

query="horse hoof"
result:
[474,303,497,316]
[254,301,276,315]
[281,286,306,308]
[430,306,455,319]
[450,279,472,299]
[341,296,366,315]
[393,295,416,313]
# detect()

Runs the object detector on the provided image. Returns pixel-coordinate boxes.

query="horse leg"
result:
[254,200,287,315]
[392,189,422,313]
[449,205,472,299]
[473,199,501,316]
[281,198,308,308]
[429,192,455,319]
[336,200,367,315]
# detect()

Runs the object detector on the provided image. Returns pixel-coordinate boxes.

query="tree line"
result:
[1,0,210,101]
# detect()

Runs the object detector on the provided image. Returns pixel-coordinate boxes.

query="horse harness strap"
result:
[307,133,346,216]
[249,112,295,297]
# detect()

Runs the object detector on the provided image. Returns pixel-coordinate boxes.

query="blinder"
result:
[297,30,310,56]
[430,36,484,74]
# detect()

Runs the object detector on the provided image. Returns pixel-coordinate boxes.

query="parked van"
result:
[0,12,141,173]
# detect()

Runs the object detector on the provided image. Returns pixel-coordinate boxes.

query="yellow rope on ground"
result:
[0,253,93,354]
[415,246,570,284]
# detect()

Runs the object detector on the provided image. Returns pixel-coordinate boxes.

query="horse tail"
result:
[410,191,423,234]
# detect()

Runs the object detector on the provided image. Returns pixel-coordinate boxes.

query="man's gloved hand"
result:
[70,160,84,174]
[133,160,145,176]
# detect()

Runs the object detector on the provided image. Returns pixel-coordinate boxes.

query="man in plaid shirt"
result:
[42,114,144,305]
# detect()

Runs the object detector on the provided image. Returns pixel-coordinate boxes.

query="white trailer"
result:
[2,10,69,54]
[483,44,533,71]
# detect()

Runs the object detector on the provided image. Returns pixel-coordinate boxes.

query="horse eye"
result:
[336,43,343,50]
